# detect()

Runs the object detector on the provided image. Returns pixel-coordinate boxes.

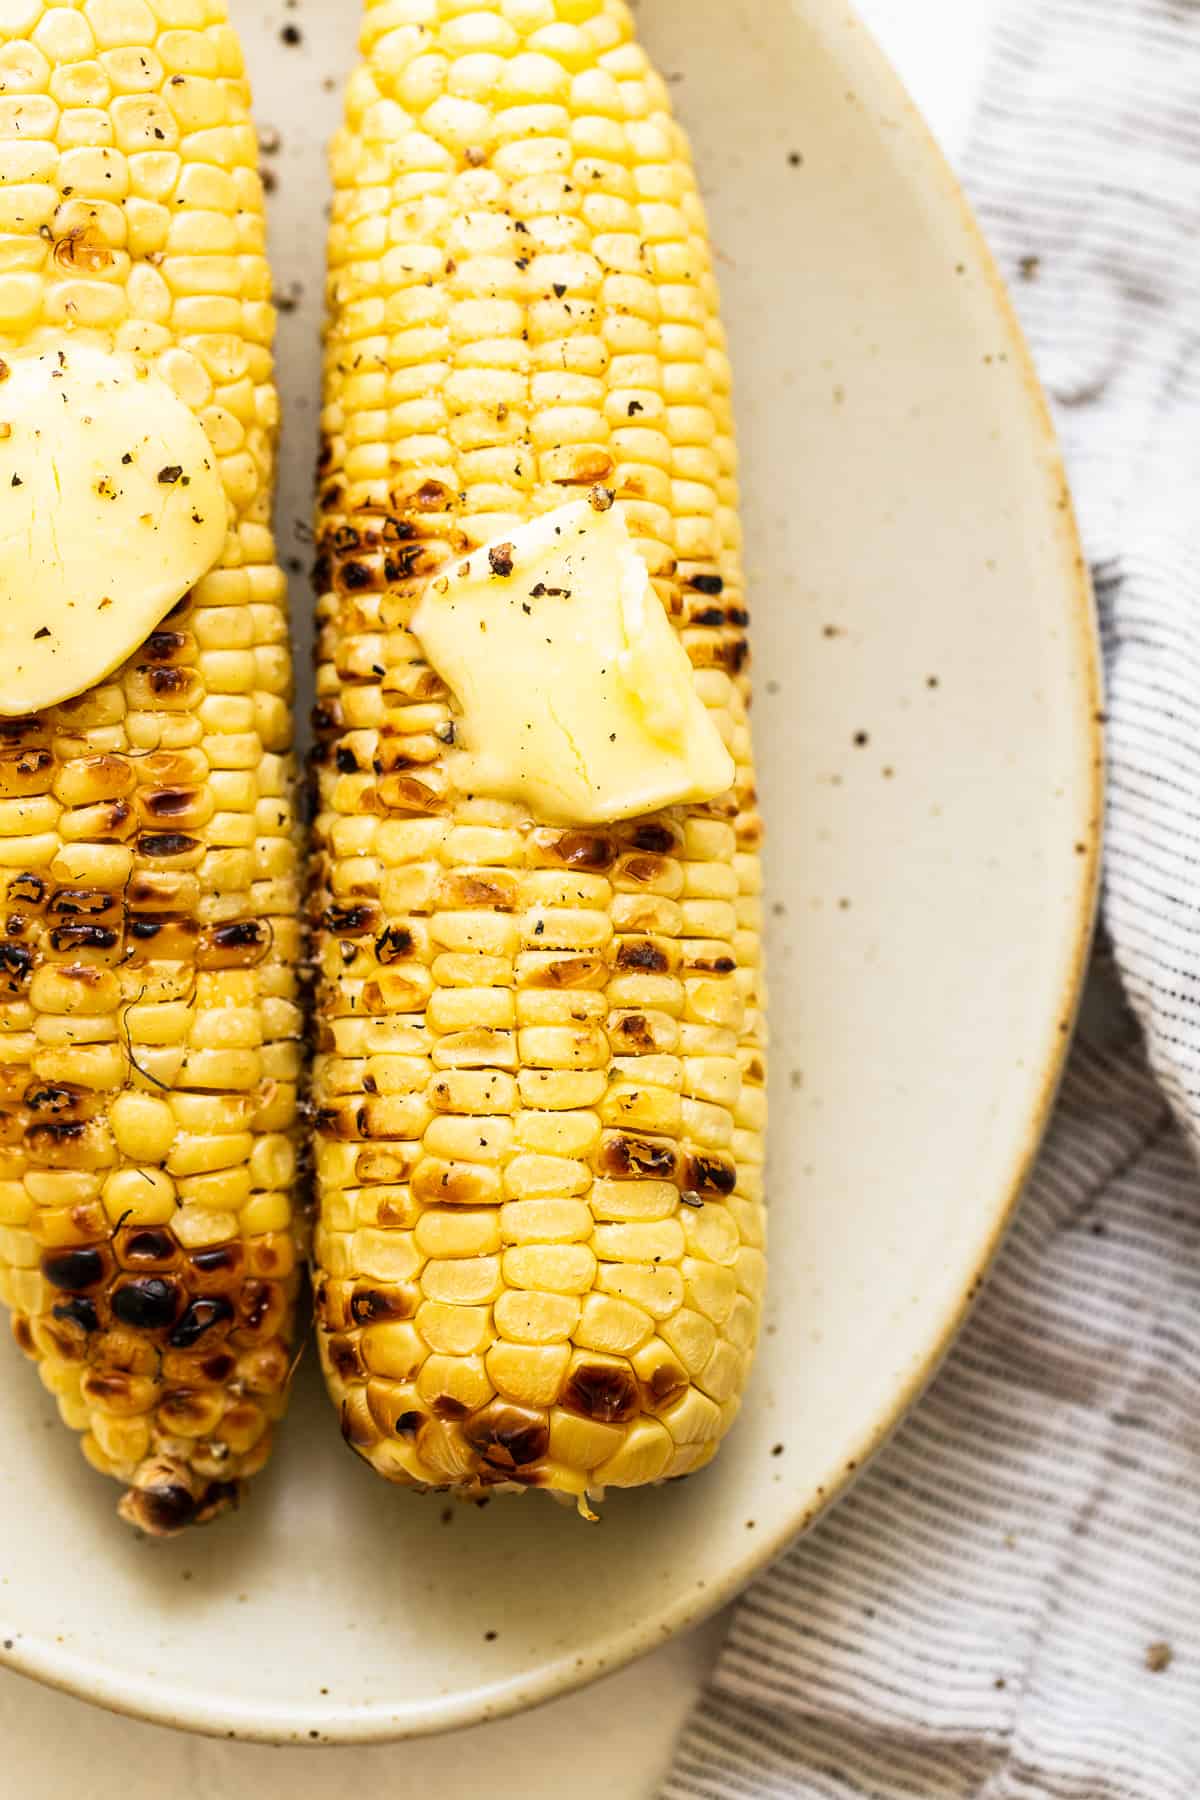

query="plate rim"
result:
[0,0,1103,1747]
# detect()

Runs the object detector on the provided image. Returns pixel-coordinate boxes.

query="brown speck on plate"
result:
[1146,1642,1172,1673]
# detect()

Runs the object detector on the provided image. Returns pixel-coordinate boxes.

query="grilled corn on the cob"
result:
[312,0,765,1505]
[0,0,302,1534]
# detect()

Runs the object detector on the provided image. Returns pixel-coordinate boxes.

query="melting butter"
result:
[0,345,227,716]
[411,498,735,825]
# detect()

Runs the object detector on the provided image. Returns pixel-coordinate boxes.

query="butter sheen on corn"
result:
[0,344,227,715]
[0,0,302,1535]
[312,0,767,1505]
[411,496,735,824]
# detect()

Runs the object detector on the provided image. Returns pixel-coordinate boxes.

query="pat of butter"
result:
[0,345,227,716]
[411,498,736,825]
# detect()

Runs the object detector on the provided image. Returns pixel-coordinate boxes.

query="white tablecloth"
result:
[1,4,992,1794]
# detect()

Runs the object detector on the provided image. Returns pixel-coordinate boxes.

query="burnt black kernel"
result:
[350,1287,412,1325]
[617,939,669,973]
[684,1152,737,1198]
[111,1276,181,1330]
[52,1296,98,1334]
[394,1410,423,1437]
[465,1405,548,1467]
[123,1228,176,1265]
[143,631,187,662]
[209,920,266,952]
[138,833,199,858]
[135,1484,196,1534]
[629,823,676,855]
[143,787,193,818]
[693,606,726,628]
[324,904,375,935]
[42,1247,105,1291]
[0,942,33,986]
[543,830,616,871]
[340,561,373,591]
[168,1296,234,1347]
[145,666,190,697]
[335,745,358,774]
[47,888,112,918]
[689,573,725,595]
[375,925,414,964]
[7,874,43,906]
[198,1479,239,1519]
[562,1363,640,1425]
[49,923,118,953]
[24,1084,80,1115]
[27,1121,87,1151]
[600,1133,677,1179]
[326,1335,363,1379]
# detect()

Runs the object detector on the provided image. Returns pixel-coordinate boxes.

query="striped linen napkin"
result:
[663,1,1200,1794]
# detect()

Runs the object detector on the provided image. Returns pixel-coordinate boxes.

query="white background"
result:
[1,2,994,1795]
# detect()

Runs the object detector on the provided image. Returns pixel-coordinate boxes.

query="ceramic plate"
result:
[0,0,1100,1745]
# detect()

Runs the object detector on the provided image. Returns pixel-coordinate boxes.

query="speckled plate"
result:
[0,0,1100,1746]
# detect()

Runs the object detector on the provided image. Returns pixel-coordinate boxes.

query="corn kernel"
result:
[100,1166,177,1226]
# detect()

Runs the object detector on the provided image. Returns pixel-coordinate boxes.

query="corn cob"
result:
[0,1,302,1533]
[312,0,765,1505]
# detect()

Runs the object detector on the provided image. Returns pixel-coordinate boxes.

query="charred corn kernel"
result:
[312,0,765,1510]
[0,0,301,1537]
